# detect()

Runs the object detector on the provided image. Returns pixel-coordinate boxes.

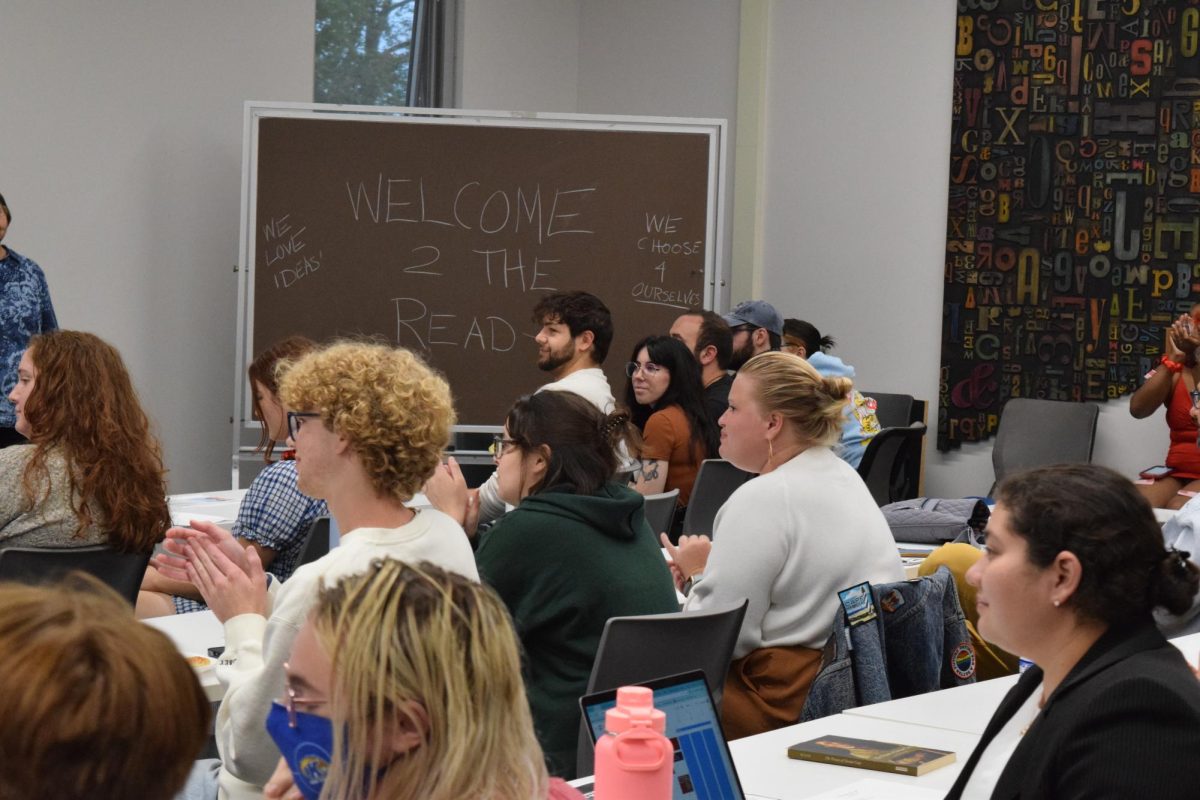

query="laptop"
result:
[577,670,753,800]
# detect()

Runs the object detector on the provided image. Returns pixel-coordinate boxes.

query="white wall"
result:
[756,0,1164,496]
[6,1,314,492]
[458,0,582,112]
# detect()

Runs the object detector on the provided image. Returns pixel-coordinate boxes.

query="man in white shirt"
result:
[472,290,618,523]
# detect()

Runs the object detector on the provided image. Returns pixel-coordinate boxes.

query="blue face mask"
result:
[266,701,334,800]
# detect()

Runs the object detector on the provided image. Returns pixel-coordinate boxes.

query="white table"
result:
[728,713,980,799]
[168,489,247,527]
[143,609,226,702]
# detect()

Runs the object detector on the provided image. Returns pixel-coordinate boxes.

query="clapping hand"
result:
[661,532,712,592]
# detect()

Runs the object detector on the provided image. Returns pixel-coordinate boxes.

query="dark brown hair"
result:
[247,335,317,461]
[996,464,1200,623]
[530,291,614,364]
[22,331,169,553]
[505,391,639,496]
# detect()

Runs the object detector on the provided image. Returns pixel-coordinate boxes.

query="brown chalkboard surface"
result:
[243,107,722,425]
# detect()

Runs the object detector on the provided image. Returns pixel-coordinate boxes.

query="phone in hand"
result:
[1140,465,1175,480]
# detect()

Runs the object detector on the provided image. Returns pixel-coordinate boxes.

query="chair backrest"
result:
[859,391,916,429]
[681,459,754,538]
[296,516,332,567]
[857,422,928,506]
[991,398,1099,492]
[0,545,151,606]
[641,488,679,538]
[575,598,748,777]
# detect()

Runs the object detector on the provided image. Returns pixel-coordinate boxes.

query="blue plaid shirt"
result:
[174,458,327,614]
[1,247,57,428]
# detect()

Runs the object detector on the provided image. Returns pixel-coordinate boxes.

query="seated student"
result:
[625,334,720,520]
[669,309,735,426]
[137,336,328,618]
[262,559,584,800]
[0,575,210,800]
[781,318,881,468]
[946,464,1200,800]
[664,352,903,739]
[426,390,679,777]
[1128,308,1200,509]
[1,330,168,552]
[158,341,479,800]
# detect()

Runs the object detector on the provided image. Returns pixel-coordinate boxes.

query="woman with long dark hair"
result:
[624,335,719,523]
[1,330,168,552]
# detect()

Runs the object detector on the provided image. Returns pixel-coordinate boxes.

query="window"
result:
[314,0,417,106]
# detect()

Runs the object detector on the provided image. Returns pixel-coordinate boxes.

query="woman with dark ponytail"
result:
[424,390,678,778]
[946,463,1200,800]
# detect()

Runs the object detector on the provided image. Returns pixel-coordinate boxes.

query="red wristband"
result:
[1161,355,1185,373]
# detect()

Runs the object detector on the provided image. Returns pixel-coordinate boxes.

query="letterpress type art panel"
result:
[940,0,1200,450]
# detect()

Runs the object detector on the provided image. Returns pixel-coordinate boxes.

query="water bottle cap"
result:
[605,686,667,734]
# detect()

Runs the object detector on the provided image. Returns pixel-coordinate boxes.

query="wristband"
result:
[1161,355,1185,373]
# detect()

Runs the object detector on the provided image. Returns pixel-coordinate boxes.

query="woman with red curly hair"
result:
[1,329,169,552]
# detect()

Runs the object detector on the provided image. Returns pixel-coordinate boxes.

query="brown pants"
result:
[721,644,823,740]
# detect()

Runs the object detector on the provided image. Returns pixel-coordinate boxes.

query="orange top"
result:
[642,404,704,507]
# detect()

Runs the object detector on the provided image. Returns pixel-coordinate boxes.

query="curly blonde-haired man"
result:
[157,341,479,800]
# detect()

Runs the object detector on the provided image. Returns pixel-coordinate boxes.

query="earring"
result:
[767,439,774,468]
[1052,599,1061,608]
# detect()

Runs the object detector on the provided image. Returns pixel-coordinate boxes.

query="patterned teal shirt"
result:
[1,247,57,428]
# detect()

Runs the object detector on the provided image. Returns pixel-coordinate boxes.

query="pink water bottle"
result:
[593,686,673,800]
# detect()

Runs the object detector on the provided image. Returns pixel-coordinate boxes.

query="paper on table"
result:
[170,512,231,528]
[802,778,946,800]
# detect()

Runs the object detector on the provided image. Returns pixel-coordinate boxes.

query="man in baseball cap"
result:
[724,299,782,370]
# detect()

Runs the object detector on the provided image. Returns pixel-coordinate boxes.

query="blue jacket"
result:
[801,566,976,721]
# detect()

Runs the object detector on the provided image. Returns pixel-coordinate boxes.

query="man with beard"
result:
[669,309,734,426]
[469,291,617,524]
[724,299,782,370]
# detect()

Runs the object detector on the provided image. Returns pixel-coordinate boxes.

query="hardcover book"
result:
[787,735,956,777]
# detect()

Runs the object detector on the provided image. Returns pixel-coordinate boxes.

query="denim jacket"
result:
[801,566,975,721]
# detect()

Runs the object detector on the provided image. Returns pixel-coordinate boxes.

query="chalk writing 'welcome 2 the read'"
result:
[345,175,596,351]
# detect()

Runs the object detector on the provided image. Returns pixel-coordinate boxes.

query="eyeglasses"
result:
[286,411,321,440]
[488,434,520,462]
[626,361,667,378]
[281,668,326,728]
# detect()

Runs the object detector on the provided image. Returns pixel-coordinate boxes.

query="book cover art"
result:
[786,735,956,777]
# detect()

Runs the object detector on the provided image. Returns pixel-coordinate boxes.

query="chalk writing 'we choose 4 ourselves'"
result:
[345,175,596,242]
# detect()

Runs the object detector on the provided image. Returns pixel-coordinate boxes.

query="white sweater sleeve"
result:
[683,481,791,658]
[216,575,311,791]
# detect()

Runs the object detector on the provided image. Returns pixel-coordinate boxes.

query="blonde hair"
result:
[0,575,209,799]
[313,559,548,800]
[739,351,851,447]
[277,341,455,501]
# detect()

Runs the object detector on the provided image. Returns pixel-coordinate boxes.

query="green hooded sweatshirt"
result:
[475,481,680,778]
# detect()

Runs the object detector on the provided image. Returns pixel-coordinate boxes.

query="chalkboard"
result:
[236,104,724,432]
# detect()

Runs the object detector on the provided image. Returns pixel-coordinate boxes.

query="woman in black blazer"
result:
[946,464,1200,800]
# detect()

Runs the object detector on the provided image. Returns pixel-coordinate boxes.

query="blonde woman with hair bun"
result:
[263,559,584,800]
[663,351,903,739]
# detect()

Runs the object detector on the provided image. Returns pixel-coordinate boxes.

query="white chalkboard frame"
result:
[231,101,726,487]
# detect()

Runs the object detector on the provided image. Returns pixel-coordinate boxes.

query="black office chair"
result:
[681,459,754,538]
[575,598,749,777]
[0,545,151,606]
[857,422,928,506]
[295,516,332,567]
[641,489,680,538]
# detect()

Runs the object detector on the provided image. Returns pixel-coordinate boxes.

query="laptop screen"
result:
[579,670,745,800]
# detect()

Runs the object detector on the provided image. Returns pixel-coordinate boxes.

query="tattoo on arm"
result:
[639,460,661,481]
